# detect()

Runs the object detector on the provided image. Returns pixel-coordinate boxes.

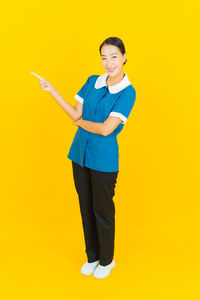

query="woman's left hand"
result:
[73,118,81,127]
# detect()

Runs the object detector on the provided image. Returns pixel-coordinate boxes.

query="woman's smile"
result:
[107,68,116,72]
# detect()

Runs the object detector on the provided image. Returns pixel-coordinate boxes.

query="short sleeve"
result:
[74,76,91,104]
[109,87,136,124]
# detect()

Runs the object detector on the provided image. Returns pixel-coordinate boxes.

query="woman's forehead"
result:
[101,45,120,56]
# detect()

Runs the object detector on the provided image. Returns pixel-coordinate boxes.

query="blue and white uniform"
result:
[67,72,136,172]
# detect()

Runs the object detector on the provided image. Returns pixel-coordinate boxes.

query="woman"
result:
[40,37,136,279]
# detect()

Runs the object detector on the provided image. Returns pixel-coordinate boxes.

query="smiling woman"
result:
[39,36,136,279]
[67,37,136,279]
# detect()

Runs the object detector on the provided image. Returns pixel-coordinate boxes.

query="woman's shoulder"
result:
[85,75,100,88]
[120,83,136,97]
[88,74,100,81]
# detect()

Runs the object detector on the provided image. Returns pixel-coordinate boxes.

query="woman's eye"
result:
[102,56,117,60]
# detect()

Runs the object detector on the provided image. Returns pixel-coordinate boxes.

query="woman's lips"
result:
[107,68,115,72]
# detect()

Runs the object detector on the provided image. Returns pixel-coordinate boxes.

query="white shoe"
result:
[80,260,99,275]
[93,260,115,279]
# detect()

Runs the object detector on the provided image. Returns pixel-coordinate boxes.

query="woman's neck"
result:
[106,71,125,86]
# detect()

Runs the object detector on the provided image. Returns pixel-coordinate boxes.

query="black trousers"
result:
[72,161,119,266]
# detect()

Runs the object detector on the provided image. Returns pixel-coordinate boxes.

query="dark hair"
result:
[99,37,127,65]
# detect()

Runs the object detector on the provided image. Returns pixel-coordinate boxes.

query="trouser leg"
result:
[71,161,99,262]
[90,168,119,266]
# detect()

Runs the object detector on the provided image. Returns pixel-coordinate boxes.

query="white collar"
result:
[94,72,131,94]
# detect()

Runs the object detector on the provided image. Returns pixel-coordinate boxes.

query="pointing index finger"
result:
[30,72,44,80]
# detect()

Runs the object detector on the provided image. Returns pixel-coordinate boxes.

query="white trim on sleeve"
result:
[109,112,127,124]
[74,94,84,104]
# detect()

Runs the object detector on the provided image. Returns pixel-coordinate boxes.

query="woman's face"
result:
[101,44,126,77]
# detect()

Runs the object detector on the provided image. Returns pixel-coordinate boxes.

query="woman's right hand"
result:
[40,78,55,93]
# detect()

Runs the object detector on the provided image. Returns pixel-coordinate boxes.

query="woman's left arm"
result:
[73,116,122,136]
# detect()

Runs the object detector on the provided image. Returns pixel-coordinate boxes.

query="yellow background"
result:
[0,0,200,299]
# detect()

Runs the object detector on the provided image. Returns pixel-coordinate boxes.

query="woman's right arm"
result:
[40,78,82,121]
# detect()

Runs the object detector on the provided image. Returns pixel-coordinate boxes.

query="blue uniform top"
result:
[67,72,136,172]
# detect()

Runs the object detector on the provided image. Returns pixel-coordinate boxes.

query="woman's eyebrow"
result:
[101,53,117,57]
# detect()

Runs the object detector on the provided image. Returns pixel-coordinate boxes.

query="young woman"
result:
[40,37,136,279]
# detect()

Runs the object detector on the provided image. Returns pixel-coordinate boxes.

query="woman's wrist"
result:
[49,86,56,94]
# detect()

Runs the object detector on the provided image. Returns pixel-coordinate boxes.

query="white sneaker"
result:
[93,260,115,279]
[80,260,99,275]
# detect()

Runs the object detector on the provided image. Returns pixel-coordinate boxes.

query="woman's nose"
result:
[106,61,113,67]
